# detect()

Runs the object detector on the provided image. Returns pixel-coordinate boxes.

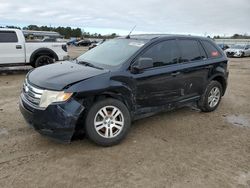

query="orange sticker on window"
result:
[211,51,219,57]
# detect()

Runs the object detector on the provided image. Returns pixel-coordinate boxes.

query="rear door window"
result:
[0,31,18,43]
[178,39,205,63]
[201,40,221,58]
[140,40,180,68]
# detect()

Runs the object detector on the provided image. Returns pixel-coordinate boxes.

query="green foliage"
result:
[5,25,21,29]
[19,25,118,39]
[231,34,250,39]
[22,25,82,38]
[214,35,220,39]
[1,24,118,39]
[213,33,250,39]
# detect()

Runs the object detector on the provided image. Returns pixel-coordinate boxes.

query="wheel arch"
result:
[209,74,227,95]
[74,90,134,134]
[29,48,59,64]
[93,90,134,114]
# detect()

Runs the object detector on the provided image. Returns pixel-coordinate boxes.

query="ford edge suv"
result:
[19,34,229,146]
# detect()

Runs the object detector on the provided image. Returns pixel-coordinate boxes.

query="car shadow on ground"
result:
[71,105,201,144]
[0,66,31,75]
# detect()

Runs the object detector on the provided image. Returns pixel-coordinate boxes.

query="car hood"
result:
[28,61,109,90]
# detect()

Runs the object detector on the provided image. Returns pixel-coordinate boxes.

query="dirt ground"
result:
[0,47,250,188]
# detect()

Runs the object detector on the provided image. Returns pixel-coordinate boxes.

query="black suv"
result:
[20,34,229,146]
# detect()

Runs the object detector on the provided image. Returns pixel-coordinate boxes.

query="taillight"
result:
[62,45,67,52]
[211,51,219,57]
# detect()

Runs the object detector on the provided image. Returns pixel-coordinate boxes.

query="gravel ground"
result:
[0,47,250,188]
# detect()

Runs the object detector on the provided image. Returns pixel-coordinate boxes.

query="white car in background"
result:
[225,44,250,57]
[0,28,69,67]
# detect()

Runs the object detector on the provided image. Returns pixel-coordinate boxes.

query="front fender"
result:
[65,73,135,112]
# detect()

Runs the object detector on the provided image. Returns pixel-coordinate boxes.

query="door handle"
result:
[171,71,181,77]
[16,45,22,49]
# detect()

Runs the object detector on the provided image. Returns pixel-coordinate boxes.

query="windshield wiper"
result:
[75,59,103,70]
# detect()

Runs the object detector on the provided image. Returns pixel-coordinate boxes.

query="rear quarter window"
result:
[0,31,18,43]
[178,39,206,63]
[201,40,221,58]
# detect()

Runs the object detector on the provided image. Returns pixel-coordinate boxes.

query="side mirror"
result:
[131,57,153,72]
[245,47,249,50]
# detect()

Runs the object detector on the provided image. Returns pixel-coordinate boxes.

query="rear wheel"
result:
[33,55,54,68]
[198,81,222,112]
[85,98,131,146]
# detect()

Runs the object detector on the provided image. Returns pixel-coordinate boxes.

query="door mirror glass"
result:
[132,57,153,71]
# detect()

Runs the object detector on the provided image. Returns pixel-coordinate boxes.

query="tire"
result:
[198,81,223,112]
[241,52,245,58]
[34,55,54,68]
[85,98,131,146]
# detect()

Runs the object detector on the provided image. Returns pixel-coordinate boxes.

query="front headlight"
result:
[39,90,73,108]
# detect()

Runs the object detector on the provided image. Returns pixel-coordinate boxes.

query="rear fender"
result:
[30,48,59,63]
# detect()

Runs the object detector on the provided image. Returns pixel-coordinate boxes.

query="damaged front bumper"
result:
[226,51,243,57]
[19,93,85,143]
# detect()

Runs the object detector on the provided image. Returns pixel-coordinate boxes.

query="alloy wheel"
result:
[208,86,221,108]
[94,106,124,138]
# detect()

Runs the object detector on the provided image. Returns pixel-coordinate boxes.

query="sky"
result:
[0,0,249,36]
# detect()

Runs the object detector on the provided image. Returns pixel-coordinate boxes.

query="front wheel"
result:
[85,98,131,146]
[198,81,223,112]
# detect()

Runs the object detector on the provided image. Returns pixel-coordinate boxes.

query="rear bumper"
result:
[224,71,229,95]
[19,94,84,143]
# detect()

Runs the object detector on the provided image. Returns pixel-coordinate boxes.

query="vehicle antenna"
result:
[126,25,136,39]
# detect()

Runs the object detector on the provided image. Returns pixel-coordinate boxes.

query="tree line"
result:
[1,25,249,39]
[0,25,118,39]
[214,33,250,39]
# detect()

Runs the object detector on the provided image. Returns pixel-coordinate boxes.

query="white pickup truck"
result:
[0,28,69,67]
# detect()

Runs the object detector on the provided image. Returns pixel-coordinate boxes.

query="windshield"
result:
[231,45,245,49]
[77,38,146,67]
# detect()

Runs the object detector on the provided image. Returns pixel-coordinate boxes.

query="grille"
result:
[227,52,235,56]
[23,79,43,107]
